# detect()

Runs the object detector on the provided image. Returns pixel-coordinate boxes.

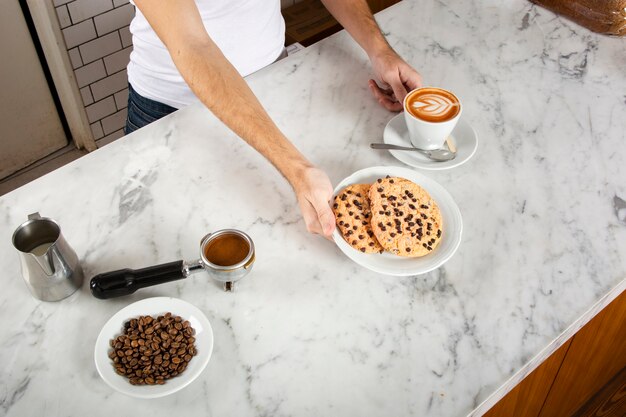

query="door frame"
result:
[25,0,97,151]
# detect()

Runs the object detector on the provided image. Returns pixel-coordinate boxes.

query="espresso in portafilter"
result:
[203,233,250,267]
[405,88,460,123]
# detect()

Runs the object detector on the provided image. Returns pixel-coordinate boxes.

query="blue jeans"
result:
[125,84,178,134]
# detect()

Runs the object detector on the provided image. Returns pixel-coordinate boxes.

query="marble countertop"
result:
[1,1,625,415]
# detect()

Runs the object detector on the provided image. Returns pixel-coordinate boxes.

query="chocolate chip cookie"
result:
[332,183,384,254]
[369,176,443,257]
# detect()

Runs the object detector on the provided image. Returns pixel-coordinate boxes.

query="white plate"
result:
[383,113,478,170]
[332,166,462,276]
[94,297,214,398]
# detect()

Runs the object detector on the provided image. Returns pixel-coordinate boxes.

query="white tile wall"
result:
[79,31,122,64]
[62,19,96,48]
[94,3,134,36]
[103,46,132,74]
[79,86,93,106]
[55,0,302,148]
[74,60,106,87]
[114,89,128,110]
[68,0,113,24]
[85,96,116,123]
[90,121,103,139]
[56,5,71,28]
[101,109,127,135]
[55,0,132,148]
[67,47,82,69]
[90,69,127,101]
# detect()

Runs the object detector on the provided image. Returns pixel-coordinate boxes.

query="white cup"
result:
[403,87,462,150]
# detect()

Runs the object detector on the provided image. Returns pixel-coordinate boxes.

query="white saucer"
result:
[332,166,462,276]
[383,113,478,170]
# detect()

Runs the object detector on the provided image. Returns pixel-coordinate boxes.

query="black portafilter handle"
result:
[90,260,185,299]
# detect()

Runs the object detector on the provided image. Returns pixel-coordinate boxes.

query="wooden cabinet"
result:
[485,290,626,417]
[283,0,401,46]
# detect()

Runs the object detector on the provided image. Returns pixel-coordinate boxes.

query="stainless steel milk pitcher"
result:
[12,213,84,301]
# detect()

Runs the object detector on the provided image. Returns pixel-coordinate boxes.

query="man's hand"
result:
[319,0,423,111]
[292,166,335,239]
[369,48,423,112]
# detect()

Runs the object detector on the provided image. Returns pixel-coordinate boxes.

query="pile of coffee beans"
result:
[108,312,197,385]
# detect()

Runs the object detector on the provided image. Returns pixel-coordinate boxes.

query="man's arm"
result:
[134,0,335,237]
[320,0,423,111]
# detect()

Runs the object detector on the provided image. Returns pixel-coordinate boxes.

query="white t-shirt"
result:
[127,1,285,109]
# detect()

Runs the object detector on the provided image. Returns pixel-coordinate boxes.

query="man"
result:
[126,0,422,238]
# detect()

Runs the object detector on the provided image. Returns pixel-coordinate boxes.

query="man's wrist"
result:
[283,157,313,191]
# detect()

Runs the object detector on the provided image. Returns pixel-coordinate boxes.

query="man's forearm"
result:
[134,0,310,189]
[320,0,390,58]
[174,40,311,187]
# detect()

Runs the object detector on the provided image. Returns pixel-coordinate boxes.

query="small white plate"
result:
[94,297,214,399]
[332,166,462,276]
[383,113,478,170]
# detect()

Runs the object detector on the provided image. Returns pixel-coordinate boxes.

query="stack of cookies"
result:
[332,176,443,257]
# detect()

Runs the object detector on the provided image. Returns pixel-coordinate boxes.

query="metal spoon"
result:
[370,143,456,161]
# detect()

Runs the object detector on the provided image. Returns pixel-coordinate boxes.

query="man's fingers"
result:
[315,201,335,238]
[400,65,423,91]
[298,199,324,235]
[369,80,402,111]
[387,71,409,108]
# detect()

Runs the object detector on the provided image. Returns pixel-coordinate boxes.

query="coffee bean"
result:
[108,312,197,387]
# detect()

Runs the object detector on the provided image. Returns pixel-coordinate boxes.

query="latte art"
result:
[405,88,460,123]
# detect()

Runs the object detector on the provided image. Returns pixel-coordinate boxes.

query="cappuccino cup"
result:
[403,87,462,150]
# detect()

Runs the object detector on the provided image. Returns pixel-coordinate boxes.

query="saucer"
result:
[383,113,478,170]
